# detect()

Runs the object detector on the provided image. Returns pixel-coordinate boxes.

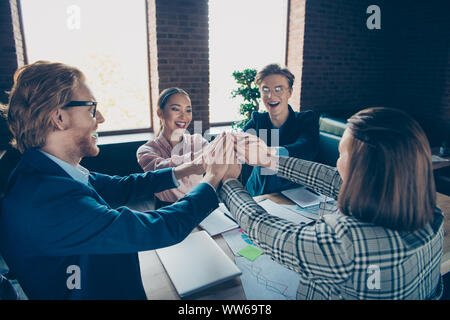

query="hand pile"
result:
[193,132,278,184]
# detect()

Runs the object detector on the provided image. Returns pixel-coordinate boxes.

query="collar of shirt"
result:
[39,150,90,186]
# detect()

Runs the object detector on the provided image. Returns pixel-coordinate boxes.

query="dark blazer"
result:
[242,106,319,196]
[0,149,218,299]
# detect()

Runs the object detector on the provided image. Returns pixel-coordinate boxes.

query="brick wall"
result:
[287,0,450,146]
[298,0,388,118]
[0,0,26,149]
[285,0,306,111]
[150,0,210,134]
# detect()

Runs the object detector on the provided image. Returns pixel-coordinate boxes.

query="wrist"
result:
[222,177,238,185]
[173,162,196,180]
[202,173,222,189]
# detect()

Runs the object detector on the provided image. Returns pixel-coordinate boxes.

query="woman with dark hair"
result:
[220,107,444,299]
[241,63,319,196]
[137,88,208,206]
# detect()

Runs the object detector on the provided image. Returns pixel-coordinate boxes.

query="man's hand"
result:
[233,132,278,170]
[173,161,204,180]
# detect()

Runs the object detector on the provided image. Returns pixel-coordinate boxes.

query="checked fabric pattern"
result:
[219,156,444,299]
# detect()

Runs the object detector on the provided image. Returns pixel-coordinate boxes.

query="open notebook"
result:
[156,231,242,297]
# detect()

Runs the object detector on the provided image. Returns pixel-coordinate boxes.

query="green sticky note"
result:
[237,245,263,261]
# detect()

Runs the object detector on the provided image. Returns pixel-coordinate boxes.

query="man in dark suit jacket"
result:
[0,61,227,299]
[241,64,319,196]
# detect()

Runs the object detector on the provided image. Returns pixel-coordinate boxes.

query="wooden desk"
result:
[135,193,292,300]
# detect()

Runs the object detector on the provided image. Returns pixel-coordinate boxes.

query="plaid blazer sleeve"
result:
[219,181,354,283]
[276,156,342,200]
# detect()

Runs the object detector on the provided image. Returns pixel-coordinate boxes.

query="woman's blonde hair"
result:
[338,107,436,231]
[3,61,85,153]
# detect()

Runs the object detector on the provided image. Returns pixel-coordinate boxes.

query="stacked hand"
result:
[232,132,278,170]
[187,132,278,188]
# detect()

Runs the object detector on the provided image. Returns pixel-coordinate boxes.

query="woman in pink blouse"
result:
[137,87,209,206]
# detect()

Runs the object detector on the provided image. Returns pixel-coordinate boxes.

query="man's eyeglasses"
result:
[261,86,286,97]
[63,101,97,118]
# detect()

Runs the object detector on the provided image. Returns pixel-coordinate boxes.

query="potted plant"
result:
[230,68,261,129]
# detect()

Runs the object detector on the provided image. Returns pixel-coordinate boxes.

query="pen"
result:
[222,211,238,224]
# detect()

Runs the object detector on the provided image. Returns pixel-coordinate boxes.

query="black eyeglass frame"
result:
[62,101,97,118]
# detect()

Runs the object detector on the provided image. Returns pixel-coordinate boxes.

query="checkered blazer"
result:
[219,156,444,300]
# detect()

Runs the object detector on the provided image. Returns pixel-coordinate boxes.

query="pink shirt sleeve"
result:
[136,143,192,172]
[136,134,210,203]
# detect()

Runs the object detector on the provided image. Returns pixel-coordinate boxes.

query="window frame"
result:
[18,0,155,136]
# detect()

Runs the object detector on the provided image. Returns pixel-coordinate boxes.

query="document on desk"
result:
[156,231,242,298]
[199,203,239,236]
[236,255,300,300]
[258,199,314,226]
[281,186,326,208]
[221,228,300,300]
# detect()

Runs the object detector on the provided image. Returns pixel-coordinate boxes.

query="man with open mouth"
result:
[241,63,320,196]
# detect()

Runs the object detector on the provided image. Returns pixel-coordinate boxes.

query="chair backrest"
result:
[441,272,450,300]
[316,131,341,166]
[315,116,347,167]
[0,189,19,300]
[0,274,19,300]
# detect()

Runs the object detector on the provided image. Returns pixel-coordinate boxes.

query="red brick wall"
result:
[286,0,306,111]
[298,0,388,117]
[150,0,210,134]
[287,0,450,146]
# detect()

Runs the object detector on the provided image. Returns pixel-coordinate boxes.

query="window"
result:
[209,0,288,124]
[20,0,151,133]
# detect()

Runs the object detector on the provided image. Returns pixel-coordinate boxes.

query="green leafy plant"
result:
[231,68,261,128]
